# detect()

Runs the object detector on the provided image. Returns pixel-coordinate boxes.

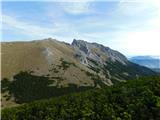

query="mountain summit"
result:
[2,38,156,84]
[72,39,128,65]
[1,38,157,108]
[1,38,157,83]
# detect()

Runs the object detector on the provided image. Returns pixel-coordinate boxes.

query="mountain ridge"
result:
[1,38,157,108]
[129,56,160,70]
[2,38,157,81]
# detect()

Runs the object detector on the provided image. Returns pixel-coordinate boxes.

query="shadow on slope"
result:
[2,71,93,104]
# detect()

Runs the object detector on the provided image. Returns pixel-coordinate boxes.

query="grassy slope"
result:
[1,40,95,108]
[1,39,158,110]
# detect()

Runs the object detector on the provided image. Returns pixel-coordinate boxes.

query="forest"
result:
[2,76,160,120]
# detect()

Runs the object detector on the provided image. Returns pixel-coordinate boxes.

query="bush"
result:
[2,76,160,120]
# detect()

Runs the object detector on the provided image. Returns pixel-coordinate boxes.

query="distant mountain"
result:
[129,56,160,72]
[1,38,157,108]
[130,56,156,60]
[152,68,160,73]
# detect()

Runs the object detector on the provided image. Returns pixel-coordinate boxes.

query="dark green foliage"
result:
[92,75,106,87]
[53,69,59,73]
[49,67,59,73]
[1,71,93,104]
[2,76,160,120]
[87,58,101,73]
[103,60,157,82]
[59,58,76,70]
[85,71,93,77]
[84,70,106,87]
[87,57,99,66]
[60,58,71,70]
[85,58,157,84]
[88,65,101,73]
[1,78,10,93]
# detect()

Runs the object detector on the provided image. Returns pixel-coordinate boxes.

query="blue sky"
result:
[1,0,160,56]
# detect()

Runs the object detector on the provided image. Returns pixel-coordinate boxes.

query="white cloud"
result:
[112,29,160,56]
[2,0,160,56]
[80,26,160,56]
[60,2,92,15]
[2,15,56,38]
[1,14,83,43]
[2,14,77,42]
[118,0,160,15]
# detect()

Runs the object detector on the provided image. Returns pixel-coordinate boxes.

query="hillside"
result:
[2,38,156,82]
[1,38,157,108]
[1,38,94,86]
[2,76,160,120]
[71,39,157,82]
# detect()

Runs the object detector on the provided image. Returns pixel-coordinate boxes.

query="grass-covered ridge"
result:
[2,76,160,120]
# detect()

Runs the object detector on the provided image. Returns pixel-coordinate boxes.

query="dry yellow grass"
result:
[1,39,96,108]
[1,38,95,83]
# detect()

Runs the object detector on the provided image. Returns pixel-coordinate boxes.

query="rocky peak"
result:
[72,39,89,54]
[71,39,128,65]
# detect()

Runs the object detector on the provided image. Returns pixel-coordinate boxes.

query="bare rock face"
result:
[71,39,156,84]
[72,39,128,66]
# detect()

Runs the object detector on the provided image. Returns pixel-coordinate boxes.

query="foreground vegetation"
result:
[2,76,160,120]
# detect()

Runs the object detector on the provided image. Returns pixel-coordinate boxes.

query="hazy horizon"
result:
[1,0,160,56]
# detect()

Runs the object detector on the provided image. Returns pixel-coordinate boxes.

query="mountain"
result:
[1,38,157,108]
[1,38,94,86]
[71,39,157,80]
[72,39,128,65]
[129,56,160,72]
